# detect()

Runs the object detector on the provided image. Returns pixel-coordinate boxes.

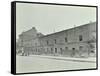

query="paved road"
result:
[16,55,96,73]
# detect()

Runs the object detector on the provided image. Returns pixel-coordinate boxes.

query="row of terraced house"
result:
[16,22,96,57]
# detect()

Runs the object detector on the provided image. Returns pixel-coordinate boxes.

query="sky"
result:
[16,3,96,39]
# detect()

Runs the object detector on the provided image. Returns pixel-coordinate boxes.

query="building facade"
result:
[17,22,96,57]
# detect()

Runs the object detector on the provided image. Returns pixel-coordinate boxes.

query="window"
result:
[54,39,57,44]
[36,48,37,52]
[47,48,49,51]
[35,43,37,46]
[47,48,49,54]
[65,47,68,50]
[72,48,75,50]
[79,46,83,50]
[51,48,53,53]
[60,48,62,51]
[60,48,63,54]
[65,37,67,42]
[79,35,83,41]
[51,48,53,51]
[46,40,49,45]
[55,48,57,53]
[91,50,95,53]
[72,48,75,57]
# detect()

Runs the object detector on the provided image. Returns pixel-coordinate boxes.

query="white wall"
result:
[0,0,99,76]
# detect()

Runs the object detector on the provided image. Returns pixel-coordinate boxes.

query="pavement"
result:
[30,55,96,63]
[16,55,96,73]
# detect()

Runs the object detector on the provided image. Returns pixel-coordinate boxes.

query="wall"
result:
[39,22,96,57]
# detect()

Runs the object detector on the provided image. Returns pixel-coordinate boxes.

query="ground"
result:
[16,55,96,73]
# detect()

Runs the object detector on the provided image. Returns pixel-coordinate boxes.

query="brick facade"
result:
[17,22,96,57]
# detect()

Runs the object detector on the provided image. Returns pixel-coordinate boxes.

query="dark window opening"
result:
[54,39,57,44]
[55,48,57,53]
[47,48,49,54]
[51,48,53,53]
[60,48,62,50]
[65,47,68,50]
[91,50,95,53]
[35,43,37,46]
[36,48,37,52]
[46,40,49,45]
[51,48,53,51]
[72,48,75,50]
[65,37,67,42]
[60,48,63,54]
[79,35,83,41]
[79,46,83,50]
[47,48,49,51]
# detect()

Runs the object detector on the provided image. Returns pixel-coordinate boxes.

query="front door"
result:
[71,48,75,57]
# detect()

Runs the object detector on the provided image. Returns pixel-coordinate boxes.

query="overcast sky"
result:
[16,3,96,39]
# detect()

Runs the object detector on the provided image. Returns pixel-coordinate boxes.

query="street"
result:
[16,55,96,73]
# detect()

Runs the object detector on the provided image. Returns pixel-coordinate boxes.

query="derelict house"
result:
[16,22,96,57]
[16,27,43,55]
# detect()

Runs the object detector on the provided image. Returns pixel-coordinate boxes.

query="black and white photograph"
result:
[11,1,97,74]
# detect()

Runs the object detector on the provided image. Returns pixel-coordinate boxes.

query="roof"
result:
[39,22,96,38]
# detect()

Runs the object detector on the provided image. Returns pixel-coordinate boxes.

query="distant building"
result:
[17,22,96,57]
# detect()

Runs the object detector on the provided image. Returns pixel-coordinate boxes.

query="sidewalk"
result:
[30,55,96,63]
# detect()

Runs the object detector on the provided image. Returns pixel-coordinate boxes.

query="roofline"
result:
[39,22,96,38]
